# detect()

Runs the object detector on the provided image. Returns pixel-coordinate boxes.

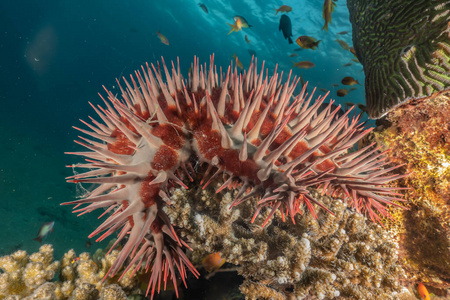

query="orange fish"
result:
[156,31,169,45]
[274,5,292,15]
[417,282,431,300]
[202,252,226,272]
[71,257,80,264]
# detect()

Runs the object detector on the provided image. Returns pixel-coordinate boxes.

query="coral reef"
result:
[165,184,406,299]
[347,0,450,118]
[366,91,450,289]
[0,245,142,299]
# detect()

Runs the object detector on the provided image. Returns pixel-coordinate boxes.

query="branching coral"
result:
[165,184,406,299]
[0,245,143,299]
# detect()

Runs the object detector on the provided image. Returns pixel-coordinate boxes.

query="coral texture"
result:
[368,91,450,289]
[0,245,142,299]
[166,185,406,299]
[347,0,450,118]
[64,55,407,297]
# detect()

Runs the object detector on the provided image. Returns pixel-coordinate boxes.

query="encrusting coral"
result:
[0,244,142,299]
[165,184,406,299]
[366,91,450,290]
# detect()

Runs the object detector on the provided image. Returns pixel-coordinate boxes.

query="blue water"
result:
[0,0,364,284]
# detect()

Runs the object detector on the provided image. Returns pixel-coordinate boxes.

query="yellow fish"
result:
[156,31,169,45]
[202,252,226,272]
[232,54,243,70]
[274,5,292,15]
[227,18,243,34]
[322,0,337,31]
[296,36,321,50]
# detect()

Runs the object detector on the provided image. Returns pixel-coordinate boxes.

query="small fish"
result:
[343,62,353,67]
[357,104,368,113]
[300,75,306,88]
[202,252,226,272]
[341,76,360,86]
[322,0,337,31]
[417,282,431,300]
[248,49,257,57]
[336,38,350,51]
[279,15,293,44]
[245,35,251,44]
[234,16,253,28]
[349,87,358,91]
[319,88,328,92]
[34,221,55,243]
[337,31,349,35]
[288,53,298,57]
[232,54,243,70]
[198,3,208,14]
[351,58,360,63]
[337,89,349,97]
[331,83,340,87]
[292,61,315,69]
[349,47,356,55]
[274,5,292,15]
[296,36,321,50]
[71,257,80,264]
[156,31,169,45]
[85,239,92,249]
[227,18,243,34]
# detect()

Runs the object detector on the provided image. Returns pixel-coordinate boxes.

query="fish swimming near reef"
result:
[292,61,315,69]
[245,35,251,44]
[417,282,431,300]
[336,38,350,51]
[341,76,360,86]
[322,0,337,31]
[156,31,169,45]
[337,88,349,97]
[202,252,226,272]
[33,221,54,243]
[198,3,208,13]
[279,15,293,44]
[274,5,292,14]
[232,54,243,69]
[227,18,243,34]
[234,16,252,28]
[296,36,321,50]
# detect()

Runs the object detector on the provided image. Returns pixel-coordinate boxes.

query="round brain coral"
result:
[63,55,407,298]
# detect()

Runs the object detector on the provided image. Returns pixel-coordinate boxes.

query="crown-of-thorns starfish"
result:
[63,54,408,298]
